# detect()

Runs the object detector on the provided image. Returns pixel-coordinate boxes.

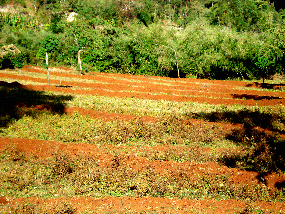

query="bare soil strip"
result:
[21,66,285,96]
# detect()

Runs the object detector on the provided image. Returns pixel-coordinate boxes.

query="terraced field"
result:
[0,65,285,213]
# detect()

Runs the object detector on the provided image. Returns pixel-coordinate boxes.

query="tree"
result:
[66,15,91,74]
[209,0,279,32]
[74,36,85,75]
[41,35,58,85]
[255,56,270,83]
[253,42,283,83]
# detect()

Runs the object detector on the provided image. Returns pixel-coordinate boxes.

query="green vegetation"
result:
[1,82,285,172]
[0,0,284,80]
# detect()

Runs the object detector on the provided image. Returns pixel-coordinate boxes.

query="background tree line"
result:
[0,0,284,80]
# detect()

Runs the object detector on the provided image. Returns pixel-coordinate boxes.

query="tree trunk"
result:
[78,49,82,75]
[173,49,180,78]
[46,52,50,85]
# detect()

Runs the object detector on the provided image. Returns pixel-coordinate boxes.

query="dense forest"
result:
[0,0,285,80]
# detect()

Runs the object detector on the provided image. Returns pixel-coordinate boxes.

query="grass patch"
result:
[63,93,267,118]
[0,112,225,148]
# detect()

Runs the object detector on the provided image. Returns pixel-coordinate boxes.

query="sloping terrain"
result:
[0,66,285,213]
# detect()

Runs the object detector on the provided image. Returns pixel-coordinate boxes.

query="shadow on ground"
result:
[246,82,285,90]
[55,85,73,88]
[187,108,285,184]
[0,81,73,128]
[232,94,282,100]
[188,108,285,133]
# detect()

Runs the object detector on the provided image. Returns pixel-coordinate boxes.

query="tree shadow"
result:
[0,81,73,128]
[187,108,285,185]
[0,59,15,69]
[246,82,285,90]
[187,108,285,134]
[55,85,73,88]
[275,181,285,190]
[221,125,285,174]
[232,94,282,100]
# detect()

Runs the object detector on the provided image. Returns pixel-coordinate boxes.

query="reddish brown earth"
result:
[1,66,285,213]
[0,65,285,106]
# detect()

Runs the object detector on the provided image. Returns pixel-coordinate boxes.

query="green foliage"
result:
[255,56,270,81]
[0,0,284,80]
[69,0,118,20]
[41,35,59,53]
[0,0,9,6]
[0,43,27,69]
[0,13,40,30]
[6,52,28,68]
[209,0,281,32]
[0,14,5,31]
[179,21,284,79]
[50,13,64,33]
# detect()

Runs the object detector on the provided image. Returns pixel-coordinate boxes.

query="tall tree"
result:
[41,35,58,85]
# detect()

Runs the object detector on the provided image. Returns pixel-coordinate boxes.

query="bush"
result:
[179,21,284,80]
[0,0,9,6]
[0,44,27,69]
[0,0,284,80]
[209,0,281,32]
[0,15,5,32]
